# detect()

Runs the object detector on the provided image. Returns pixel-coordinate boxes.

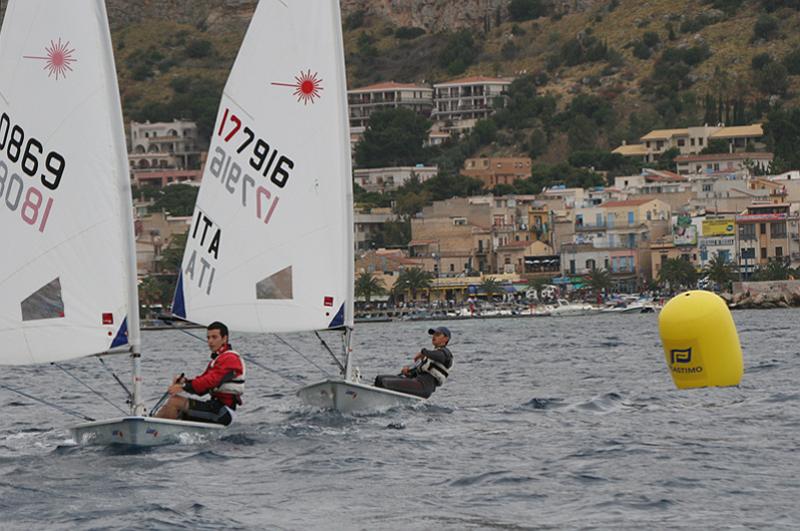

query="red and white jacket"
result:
[185,344,246,408]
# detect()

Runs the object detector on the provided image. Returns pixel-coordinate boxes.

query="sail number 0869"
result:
[0,112,66,191]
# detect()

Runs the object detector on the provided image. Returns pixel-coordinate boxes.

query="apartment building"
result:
[132,169,203,188]
[432,76,511,129]
[354,207,397,251]
[409,195,548,276]
[353,165,437,193]
[676,152,773,176]
[614,169,693,210]
[129,120,202,170]
[698,216,737,268]
[461,157,531,189]
[347,81,434,133]
[736,203,800,276]
[561,198,671,290]
[612,123,765,163]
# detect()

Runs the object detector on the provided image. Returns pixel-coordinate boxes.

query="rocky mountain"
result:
[2,0,799,165]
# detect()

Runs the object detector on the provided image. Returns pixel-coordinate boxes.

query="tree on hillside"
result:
[508,0,548,21]
[355,272,386,303]
[758,62,789,95]
[655,147,680,170]
[151,184,199,217]
[703,253,736,292]
[764,107,800,170]
[782,49,800,75]
[529,163,605,193]
[699,139,729,155]
[472,119,498,145]
[567,115,598,152]
[752,14,779,41]
[355,108,431,168]
[565,94,616,127]
[394,189,431,218]
[658,258,698,292]
[492,75,557,132]
[371,219,411,247]
[438,30,480,76]
[422,173,484,202]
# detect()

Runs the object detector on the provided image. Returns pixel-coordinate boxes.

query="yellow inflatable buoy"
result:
[658,290,743,389]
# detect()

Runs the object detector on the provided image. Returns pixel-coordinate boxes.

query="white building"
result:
[129,119,202,170]
[432,76,512,130]
[675,152,773,176]
[613,124,766,163]
[348,81,434,134]
[353,166,438,193]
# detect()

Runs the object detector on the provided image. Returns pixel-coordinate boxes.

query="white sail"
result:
[0,0,136,365]
[173,0,354,334]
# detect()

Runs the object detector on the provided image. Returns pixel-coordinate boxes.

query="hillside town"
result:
[130,74,800,318]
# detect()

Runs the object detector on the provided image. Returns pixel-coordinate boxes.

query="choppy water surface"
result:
[1,309,799,529]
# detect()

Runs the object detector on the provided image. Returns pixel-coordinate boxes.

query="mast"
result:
[97,0,144,415]
[331,0,356,380]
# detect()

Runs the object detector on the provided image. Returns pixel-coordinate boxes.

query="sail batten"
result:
[175,0,353,334]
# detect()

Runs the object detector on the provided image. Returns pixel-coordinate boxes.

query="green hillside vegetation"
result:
[113,20,242,140]
[104,0,800,228]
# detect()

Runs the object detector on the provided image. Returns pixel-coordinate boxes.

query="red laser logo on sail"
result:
[23,38,77,80]
[272,70,323,105]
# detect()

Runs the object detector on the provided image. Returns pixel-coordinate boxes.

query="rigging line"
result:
[0,382,95,422]
[272,334,332,377]
[97,357,132,401]
[52,363,129,416]
[241,354,304,384]
[314,331,345,373]
[167,323,206,343]
[158,319,303,384]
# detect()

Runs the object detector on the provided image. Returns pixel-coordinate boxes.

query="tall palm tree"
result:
[355,272,386,303]
[393,267,433,301]
[658,258,698,292]
[703,253,736,292]
[480,277,502,301]
[585,267,612,301]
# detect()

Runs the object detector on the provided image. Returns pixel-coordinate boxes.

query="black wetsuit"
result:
[374,346,453,399]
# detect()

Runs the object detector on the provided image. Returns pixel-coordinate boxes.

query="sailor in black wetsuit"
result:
[374,327,454,399]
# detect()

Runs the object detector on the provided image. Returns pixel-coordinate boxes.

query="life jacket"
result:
[209,348,246,402]
[419,347,453,386]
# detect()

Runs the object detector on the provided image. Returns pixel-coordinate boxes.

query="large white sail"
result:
[173,0,354,334]
[0,0,136,365]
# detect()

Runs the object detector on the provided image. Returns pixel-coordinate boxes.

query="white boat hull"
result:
[297,380,425,413]
[69,416,225,447]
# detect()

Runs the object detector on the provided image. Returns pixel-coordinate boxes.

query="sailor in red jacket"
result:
[155,321,245,425]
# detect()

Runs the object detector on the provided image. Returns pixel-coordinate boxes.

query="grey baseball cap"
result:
[428,326,451,339]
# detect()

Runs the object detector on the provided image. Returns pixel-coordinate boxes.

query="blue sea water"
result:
[0,309,798,530]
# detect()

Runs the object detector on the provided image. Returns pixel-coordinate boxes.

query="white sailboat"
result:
[0,0,223,446]
[172,0,423,413]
